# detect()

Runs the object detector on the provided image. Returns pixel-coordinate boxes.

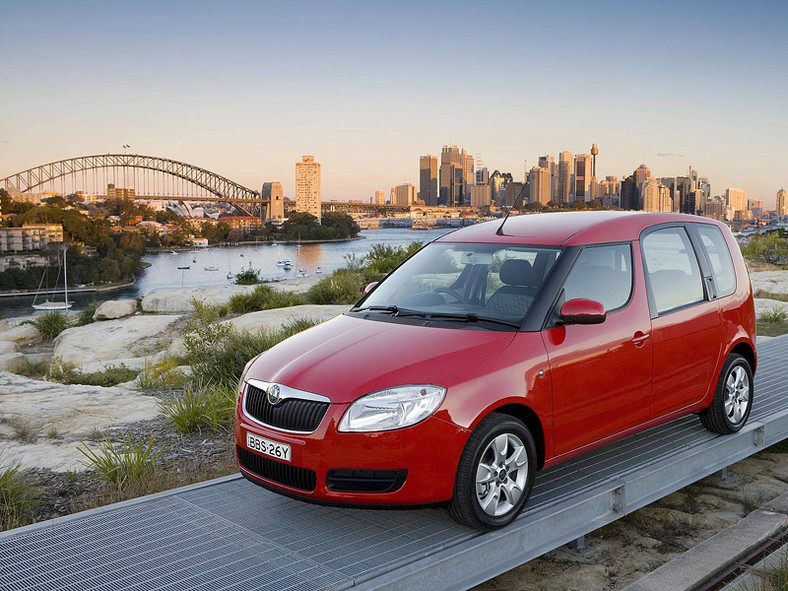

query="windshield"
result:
[355,242,562,327]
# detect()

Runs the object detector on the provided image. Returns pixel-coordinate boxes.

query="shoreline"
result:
[0,279,136,299]
[144,235,364,254]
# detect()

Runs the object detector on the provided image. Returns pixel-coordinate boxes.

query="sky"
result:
[1,0,787,206]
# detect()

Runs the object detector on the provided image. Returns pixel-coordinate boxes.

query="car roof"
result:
[436,211,726,246]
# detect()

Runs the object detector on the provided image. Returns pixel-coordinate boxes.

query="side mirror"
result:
[363,281,379,295]
[559,298,606,325]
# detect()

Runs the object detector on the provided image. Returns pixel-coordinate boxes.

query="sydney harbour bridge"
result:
[0,154,271,218]
[0,153,412,219]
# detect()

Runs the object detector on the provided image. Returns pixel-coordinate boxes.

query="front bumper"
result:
[235,394,470,506]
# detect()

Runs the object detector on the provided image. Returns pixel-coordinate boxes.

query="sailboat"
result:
[32,248,73,311]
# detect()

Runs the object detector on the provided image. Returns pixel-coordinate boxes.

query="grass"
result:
[759,307,788,324]
[15,359,48,379]
[159,382,237,434]
[741,546,788,590]
[8,416,36,442]
[77,431,158,492]
[48,362,139,387]
[757,306,788,337]
[0,455,39,532]
[137,358,187,390]
[30,311,70,340]
[227,285,305,314]
[46,425,59,439]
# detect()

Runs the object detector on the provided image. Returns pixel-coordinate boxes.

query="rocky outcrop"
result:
[0,322,41,346]
[0,371,160,471]
[93,299,138,321]
[141,285,256,313]
[750,271,788,296]
[53,315,181,367]
[220,304,349,334]
[0,352,25,372]
[0,341,18,355]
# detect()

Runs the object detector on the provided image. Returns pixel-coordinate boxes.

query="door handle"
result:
[631,332,650,348]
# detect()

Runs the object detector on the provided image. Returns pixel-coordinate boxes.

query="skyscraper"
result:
[261,182,284,221]
[528,167,551,205]
[371,190,385,205]
[777,189,787,217]
[634,164,651,189]
[574,154,593,202]
[538,155,556,203]
[419,155,438,206]
[461,149,474,204]
[391,183,416,207]
[726,187,747,213]
[642,179,671,213]
[295,155,321,221]
[470,184,491,208]
[490,170,513,207]
[439,145,463,206]
[557,152,573,205]
[620,175,639,210]
[475,166,489,184]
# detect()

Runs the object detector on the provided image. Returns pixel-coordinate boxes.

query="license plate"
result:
[246,432,291,462]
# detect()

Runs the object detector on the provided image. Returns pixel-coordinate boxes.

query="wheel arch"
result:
[487,403,546,470]
[729,340,757,374]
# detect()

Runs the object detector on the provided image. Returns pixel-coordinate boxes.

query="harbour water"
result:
[0,228,451,317]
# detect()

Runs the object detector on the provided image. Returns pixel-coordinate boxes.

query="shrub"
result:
[48,362,138,387]
[186,319,318,389]
[76,301,99,326]
[159,382,237,434]
[0,456,39,531]
[228,285,304,314]
[363,242,422,279]
[8,416,36,442]
[31,311,70,340]
[234,265,261,285]
[77,431,157,491]
[16,359,48,379]
[306,268,368,304]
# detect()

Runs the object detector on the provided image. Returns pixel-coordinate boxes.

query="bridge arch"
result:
[0,154,265,216]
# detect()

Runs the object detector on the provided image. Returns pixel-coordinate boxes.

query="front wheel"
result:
[699,353,753,434]
[449,413,536,531]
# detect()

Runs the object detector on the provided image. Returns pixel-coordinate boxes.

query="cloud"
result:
[656,152,685,158]
[0,140,9,144]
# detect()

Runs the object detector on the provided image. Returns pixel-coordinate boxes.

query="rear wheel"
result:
[449,413,536,531]
[699,353,753,434]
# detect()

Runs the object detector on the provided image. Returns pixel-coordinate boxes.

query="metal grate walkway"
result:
[2,336,788,591]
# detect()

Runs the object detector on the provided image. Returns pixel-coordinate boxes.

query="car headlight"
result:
[237,356,258,397]
[338,385,446,432]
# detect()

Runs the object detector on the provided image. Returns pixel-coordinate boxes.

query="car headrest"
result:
[499,259,537,287]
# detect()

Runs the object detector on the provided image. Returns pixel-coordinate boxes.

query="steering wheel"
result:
[435,287,464,303]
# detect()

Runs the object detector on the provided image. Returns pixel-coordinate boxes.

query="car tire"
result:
[449,413,536,531]
[699,353,753,434]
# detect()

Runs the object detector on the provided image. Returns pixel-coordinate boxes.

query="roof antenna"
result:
[495,182,528,236]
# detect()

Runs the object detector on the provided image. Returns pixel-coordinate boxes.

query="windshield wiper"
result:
[426,312,522,329]
[351,305,428,318]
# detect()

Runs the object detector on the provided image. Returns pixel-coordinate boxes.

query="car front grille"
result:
[326,469,408,493]
[237,446,317,492]
[244,383,329,432]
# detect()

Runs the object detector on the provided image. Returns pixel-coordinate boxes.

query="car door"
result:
[641,225,722,418]
[542,242,653,456]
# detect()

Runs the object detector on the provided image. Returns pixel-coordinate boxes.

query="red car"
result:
[235,211,756,530]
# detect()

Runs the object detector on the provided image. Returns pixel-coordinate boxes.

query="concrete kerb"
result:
[624,491,788,591]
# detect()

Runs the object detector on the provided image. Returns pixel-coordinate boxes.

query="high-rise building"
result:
[489,170,513,207]
[528,166,551,205]
[620,175,639,210]
[505,182,524,207]
[538,156,557,203]
[419,155,438,206]
[371,190,385,205]
[470,184,491,208]
[295,155,321,221]
[704,197,726,221]
[261,182,284,220]
[748,198,763,219]
[462,149,474,203]
[574,154,593,202]
[439,145,463,206]
[476,166,489,185]
[726,187,747,213]
[634,164,651,189]
[557,152,573,205]
[390,183,416,207]
[777,189,787,217]
[599,176,619,196]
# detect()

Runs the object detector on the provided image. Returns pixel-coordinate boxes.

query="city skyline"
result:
[1,1,786,206]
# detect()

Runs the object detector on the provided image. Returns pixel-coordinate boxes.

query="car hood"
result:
[245,313,517,404]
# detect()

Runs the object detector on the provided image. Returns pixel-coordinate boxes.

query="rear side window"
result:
[695,225,736,297]
[563,244,633,312]
[642,227,704,314]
